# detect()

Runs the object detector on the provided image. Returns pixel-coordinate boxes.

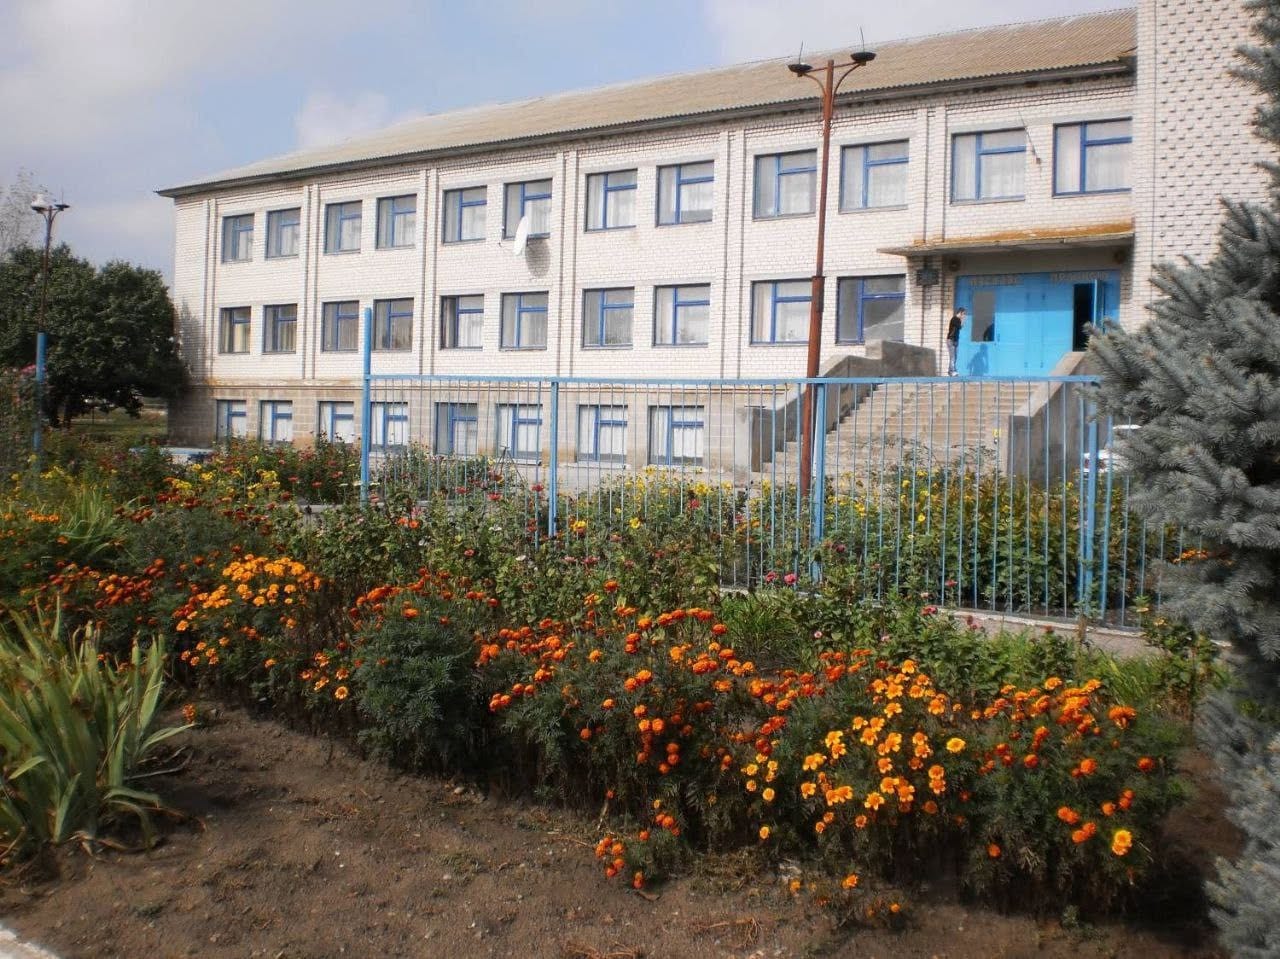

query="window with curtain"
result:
[376,195,417,248]
[435,402,479,455]
[1054,119,1132,194]
[221,215,253,262]
[577,405,628,463]
[751,280,811,343]
[317,401,355,443]
[443,187,487,242]
[504,179,552,237]
[259,401,293,444]
[373,298,413,351]
[370,402,409,450]
[653,284,710,345]
[497,403,542,461]
[836,276,906,343]
[500,292,548,349]
[219,307,250,354]
[324,201,362,252]
[266,208,300,258]
[582,288,634,348]
[753,151,817,218]
[648,405,704,466]
[585,169,637,230]
[321,301,360,352]
[441,295,484,349]
[840,141,908,210]
[215,400,247,440]
[952,130,1026,201]
[263,304,297,353]
[657,162,714,224]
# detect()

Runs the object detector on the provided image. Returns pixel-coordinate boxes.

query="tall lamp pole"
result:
[789,50,875,497]
[30,193,69,465]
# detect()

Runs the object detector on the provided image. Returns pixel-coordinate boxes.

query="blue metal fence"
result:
[358,363,1168,627]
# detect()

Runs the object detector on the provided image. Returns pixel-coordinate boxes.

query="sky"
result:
[0,0,1132,282]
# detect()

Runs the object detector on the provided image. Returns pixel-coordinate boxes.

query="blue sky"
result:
[0,0,1132,281]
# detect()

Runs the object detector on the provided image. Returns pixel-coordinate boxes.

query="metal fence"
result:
[357,365,1175,628]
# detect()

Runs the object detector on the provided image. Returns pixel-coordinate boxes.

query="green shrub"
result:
[0,607,188,859]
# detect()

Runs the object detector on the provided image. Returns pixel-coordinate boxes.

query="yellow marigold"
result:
[758,825,771,840]
[800,781,817,799]
[803,753,826,771]
[946,737,966,753]
[762,787,776,803]
[841,873,859,889]
[1111,829,1133,856]
[334,685,349,701]
[825,785,854,806]
[864,791,885,811]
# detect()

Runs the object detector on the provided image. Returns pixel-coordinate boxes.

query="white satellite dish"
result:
[512,215,530,257]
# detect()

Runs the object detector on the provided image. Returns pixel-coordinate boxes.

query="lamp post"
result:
[789,50,875,497]
[30,193,69,465]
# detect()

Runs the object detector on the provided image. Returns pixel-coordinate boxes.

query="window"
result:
[318,401,356,443]
[654,284,710,346]
[504,179,552,238]
[376,195,416,248]
[754,150,817,218]
[578,405,627,464]
[496,403,542,461]
[373,298,413,351]
[585,169,637,230]
[265,208,300,258]
[370,401,409,450]
[751,280,811,344]
[259,401,293,444]
[657,162,713,225]
[322,300,360,352]
[840,141,908,210]
[263,304,297,353]
[214,400,247,440]
[582,288,633,348]
[221,214,253,263]
[441,295,484,349]
[648,405,704,466]
[434,402,479,456]
[1054,119,1132,195]
[837,276,906,343]
[324,201,362,253]
[500,292,548,349]
[218,307,250,354]
[443,187,487,242]
[952,130,1026,202]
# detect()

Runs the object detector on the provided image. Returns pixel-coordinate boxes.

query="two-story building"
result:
[160,0,1268,463]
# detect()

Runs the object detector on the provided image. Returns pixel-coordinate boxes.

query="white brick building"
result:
[161,0,1268,457]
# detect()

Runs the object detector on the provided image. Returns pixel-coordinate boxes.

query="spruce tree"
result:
[1088,2,1280,954]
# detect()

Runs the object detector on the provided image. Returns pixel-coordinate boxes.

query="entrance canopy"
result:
[878,221,1133,258]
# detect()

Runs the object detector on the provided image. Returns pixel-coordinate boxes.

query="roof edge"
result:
[158,60,1133,200]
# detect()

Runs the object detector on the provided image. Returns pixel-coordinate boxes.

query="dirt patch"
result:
[0,707,1227,959]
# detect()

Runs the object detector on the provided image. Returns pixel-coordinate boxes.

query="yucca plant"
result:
[0,606,189,860]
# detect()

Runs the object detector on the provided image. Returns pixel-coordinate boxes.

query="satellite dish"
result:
[512,215,530,257]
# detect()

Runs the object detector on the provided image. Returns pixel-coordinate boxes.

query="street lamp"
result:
[789,49,875,497]
[30,192,69,463]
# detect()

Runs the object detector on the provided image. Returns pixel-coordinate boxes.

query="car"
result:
[1081,423,1140,479]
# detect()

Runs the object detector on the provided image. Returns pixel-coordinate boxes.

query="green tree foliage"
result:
[1087,2,1280,954]
[0,245,185,424]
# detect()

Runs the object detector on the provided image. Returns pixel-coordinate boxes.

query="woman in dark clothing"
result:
[945,307,966,376]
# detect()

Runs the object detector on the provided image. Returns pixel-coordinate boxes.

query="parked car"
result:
[1081,423,1140,479]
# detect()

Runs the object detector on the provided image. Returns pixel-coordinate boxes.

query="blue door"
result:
[955,271,1119,376]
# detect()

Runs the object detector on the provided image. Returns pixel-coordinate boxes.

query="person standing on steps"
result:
[945,307,966,376]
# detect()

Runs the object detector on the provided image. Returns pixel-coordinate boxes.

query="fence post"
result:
[1079,399,1099,613]
[359,307,373,505]
[33,331,47,471]
[547,380,559,538]
[809,381,828,581]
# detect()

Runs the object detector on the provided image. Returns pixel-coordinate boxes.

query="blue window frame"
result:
[443,187,486,242]
[373,298,413,351]
[259,401,293,444]
[324,201,362,253]
[214,400,247,440]
[321,300,360,352]
[265,208,300,258]
[836,275,906,344]
[317,401,355,443]
[441,294,484,349]
[218,306,250,354]
[839,141,909,211]
[504,179,552,238]
[376,195,417,248]
[496,403,542,462]
[582,288,634,348]
[1054,119,1132,195]
[750,280,811,344]
[500,292,548,349]
[221,214,253,262]
[263,304,297,353]
[654,284,710,346]
[657,162,713,225]
[585,169,637,230]
[577,404,628,463]
[434,402,479,456]
[369,401,409,450]
[753,150,817,218]
[952,130,1026,202]
[648,405,704,466]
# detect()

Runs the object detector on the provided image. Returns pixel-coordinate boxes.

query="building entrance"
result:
[954,270,1120,375]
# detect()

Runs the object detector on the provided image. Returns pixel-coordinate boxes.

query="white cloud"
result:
[293,91,398,149]
[701,0,1134,62]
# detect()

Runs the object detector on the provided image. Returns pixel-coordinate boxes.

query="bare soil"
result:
[0,706,1234,959]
